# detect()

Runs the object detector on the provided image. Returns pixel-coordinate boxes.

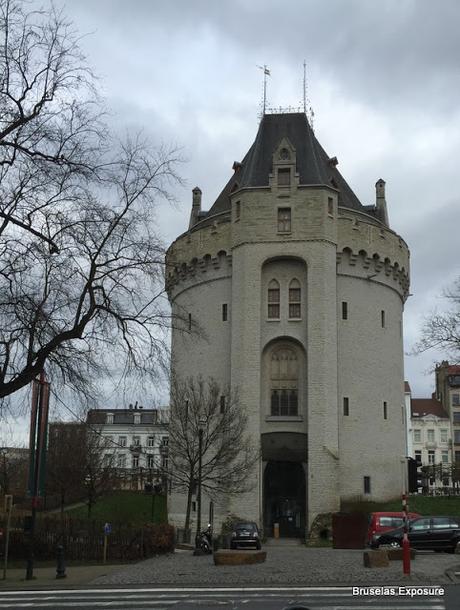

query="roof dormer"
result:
[269,137,299,191]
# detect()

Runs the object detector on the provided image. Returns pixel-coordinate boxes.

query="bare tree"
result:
[168,376,258,532]
[84,426,118,518]
[0,1,182,407]
[415,278,460,362]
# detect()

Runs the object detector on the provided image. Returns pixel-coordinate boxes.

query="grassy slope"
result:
[65,491,167,525]
[342,495,460,516]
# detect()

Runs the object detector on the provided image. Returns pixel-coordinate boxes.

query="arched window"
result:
[289,278,301,319]
[270,347,298,416]
[267,279,280,319]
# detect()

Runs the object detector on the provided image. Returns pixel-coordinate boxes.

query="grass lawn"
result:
[341,495,460,516]
[65,491,167,526]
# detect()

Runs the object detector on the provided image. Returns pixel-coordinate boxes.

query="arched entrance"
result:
[263,461,306,537]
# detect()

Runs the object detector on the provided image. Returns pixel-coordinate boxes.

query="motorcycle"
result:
[195,523,213,554]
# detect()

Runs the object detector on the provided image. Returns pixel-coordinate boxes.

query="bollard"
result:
[56,544,66,579]
[273,523,280,539]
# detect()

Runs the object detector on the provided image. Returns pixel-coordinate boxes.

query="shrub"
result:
[143,523,175,555]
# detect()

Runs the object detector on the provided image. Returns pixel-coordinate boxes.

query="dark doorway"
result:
[263,461,306,538]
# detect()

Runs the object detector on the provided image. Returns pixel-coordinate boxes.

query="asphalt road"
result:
[0,585,454,610]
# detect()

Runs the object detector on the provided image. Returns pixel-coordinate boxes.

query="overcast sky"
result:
[5,0,460,440]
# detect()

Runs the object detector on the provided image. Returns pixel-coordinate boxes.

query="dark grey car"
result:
[230,522,262,550]
[371,515,460,552]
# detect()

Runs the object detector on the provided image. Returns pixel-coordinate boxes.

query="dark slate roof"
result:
[208,112,364,216]
[411,398,449,419]
[87,409,159,425]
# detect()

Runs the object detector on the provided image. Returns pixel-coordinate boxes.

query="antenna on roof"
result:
[257,64,270,118]
[302,60,315,133]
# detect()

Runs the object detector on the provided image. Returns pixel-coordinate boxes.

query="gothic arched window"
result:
[268,279,280,319]
[270,347,298,416]
[289,278,301,319]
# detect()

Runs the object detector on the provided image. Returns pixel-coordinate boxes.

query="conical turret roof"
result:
[208,112,363,215]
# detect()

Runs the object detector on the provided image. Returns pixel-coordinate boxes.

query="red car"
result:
[367,511,420,545]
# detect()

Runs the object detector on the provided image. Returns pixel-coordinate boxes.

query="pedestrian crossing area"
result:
[0,586,447,609]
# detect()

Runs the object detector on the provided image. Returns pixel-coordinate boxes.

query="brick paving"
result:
[90,547,460,586]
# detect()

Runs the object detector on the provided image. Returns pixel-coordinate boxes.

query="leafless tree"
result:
[0,1,183,408]
[168,376,258,532]
[415,278,460,362]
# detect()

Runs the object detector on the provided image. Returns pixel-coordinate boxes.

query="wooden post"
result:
[103,534,108,564]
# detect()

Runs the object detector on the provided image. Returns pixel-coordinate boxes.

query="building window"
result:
[132,436,141,447]
[278,168,291,186]
[427,429,435,442]
[455,451,460,463]
[454,430,460,444]
[452,393,460,406]
[105,435,114,448]
[147,436,155,447]
[381,310,385,328]
[277,207,291,233]
[383,401,387,420]
[453,411,460,423]
[343,397,349,416]
[161,436,169,446]
[106,413,114,424]
[162,456,169,469]
[234,200,241,220]
[342,301,348,320]
[134,413,141,425]
[288,279,301,319]
[327,197,333,215]
[147,454,155,468]
[188,313,192,331]
[132,455,139,468]
[428,450,435,464]
[222,304,228,321]
[414,450,422,464]
[442,451,449,464]
[220,395,226,414]
[268,279,280,319]
[119,436,127,447]
[441,429,448,443]
[270,347,298,417]
[117,454,126,468]
[192,501,196,512]
[364,476,371,494]
[413,429,421,443]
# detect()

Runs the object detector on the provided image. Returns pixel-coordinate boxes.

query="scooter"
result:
[196,523,213,554]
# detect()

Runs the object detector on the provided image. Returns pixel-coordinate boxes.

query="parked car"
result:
[230,522,261,550]
[371,515,460,552]
[367,511,420,546]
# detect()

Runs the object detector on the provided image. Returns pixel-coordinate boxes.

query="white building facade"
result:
[87,407,169,489]
[166,111,410,537]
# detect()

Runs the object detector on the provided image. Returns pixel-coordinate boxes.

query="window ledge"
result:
[277,231,292,236]
[288,317,302,322]
[266,416,303,422]
[266,318,280,322]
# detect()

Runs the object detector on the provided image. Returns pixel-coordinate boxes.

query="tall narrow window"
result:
[278,167,291,186]
[328,197,333,215]
[381,310,385,328]
[277,208,291,233]
[364,476,371,494]
[270,347,298,417]
[343,397,349,416]
[234,200,241,221]
[342,301,348,320]
[188,313,192,330]
[222,303,228,321]
[268,279,280,319]
[383,401,387,420]
[220,395,226,414]
[288,279,301,319]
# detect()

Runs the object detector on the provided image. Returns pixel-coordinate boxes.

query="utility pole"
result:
[25,371,50,580]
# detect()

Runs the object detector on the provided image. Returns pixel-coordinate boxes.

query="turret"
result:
[189,186,202,229]
[375,178,389,226]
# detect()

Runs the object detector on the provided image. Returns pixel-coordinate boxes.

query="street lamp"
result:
[194,418,206,556]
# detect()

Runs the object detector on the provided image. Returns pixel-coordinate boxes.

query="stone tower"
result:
[166,112,410,537]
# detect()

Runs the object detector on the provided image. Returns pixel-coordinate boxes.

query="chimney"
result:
[134,400,138,410]
[375,178,389,226]
[189,187,202,229]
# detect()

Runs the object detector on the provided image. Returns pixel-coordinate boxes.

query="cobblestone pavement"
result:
[90,547,460,586]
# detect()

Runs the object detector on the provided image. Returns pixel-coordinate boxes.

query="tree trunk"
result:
[184,481,193,534]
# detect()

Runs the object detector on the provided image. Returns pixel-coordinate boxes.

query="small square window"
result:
[342,301,348,320]
[222,303,228,321]
[278,168,291,186]
[277,208,291,233]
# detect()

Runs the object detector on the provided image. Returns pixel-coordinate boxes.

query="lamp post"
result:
[194,418,206,556]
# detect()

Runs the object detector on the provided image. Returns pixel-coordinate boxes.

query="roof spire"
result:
[302,60,315,132]
[257,64,270,118]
